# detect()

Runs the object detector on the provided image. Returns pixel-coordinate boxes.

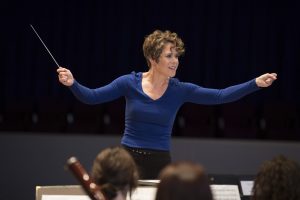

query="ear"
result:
[149,57,158,66]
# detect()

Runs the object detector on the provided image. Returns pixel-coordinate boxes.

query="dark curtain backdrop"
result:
[1,0,299,138]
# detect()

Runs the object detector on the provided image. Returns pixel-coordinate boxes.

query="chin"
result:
[169,72,176,78]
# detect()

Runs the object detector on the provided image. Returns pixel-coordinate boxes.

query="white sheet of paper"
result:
[128,186,157,200]
[210,185,241,200]
[41,187,157,200]
[42,195,91,200]
[240,180,254,196]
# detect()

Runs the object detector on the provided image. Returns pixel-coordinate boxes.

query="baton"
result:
[30,24,60,67]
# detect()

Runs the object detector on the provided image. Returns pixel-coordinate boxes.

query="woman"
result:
[57,30,277,179]
[91,146,139,200]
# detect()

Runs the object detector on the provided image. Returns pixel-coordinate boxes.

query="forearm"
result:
[217,79,260,103]
[70,80,122,104]
[184,79,260,105]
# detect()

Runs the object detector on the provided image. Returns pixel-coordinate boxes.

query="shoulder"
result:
[169,78,189,94]
[169,77,180,86]
[169,77,199,89]
[112,72,141,89]
[114,72,139,82]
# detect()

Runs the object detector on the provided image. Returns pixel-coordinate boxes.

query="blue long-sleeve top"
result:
[70,72,260,151]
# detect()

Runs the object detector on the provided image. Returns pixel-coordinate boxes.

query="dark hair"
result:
[252,155,300,200]
[155,161,213,200]
[91,147,139,200]
[143,30,185,67]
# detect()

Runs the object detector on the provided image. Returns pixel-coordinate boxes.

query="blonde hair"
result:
[143,30,185,67]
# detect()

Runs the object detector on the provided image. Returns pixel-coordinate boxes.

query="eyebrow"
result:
[164,51,177,55]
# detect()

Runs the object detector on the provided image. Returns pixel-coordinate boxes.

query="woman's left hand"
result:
[255,73,277,87]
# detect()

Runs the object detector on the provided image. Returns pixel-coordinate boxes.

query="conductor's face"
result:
[156,43,179,78]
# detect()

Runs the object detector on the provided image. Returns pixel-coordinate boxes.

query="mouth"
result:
[168,66,177,71]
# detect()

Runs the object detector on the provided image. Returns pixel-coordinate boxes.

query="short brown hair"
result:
[155,161,213,200]
[91,147,139,200]
[143,30,185,67]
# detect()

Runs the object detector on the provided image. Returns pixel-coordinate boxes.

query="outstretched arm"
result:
[255,73,277,87]
[57,66,127,105]
[183,72,278,105]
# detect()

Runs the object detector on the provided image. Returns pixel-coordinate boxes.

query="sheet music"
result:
[127,186,157,200]
[42,195,90,200]
[40,185,240,200]
[41,187,157,200]
[240,180,254,196]
[210,185,241,200]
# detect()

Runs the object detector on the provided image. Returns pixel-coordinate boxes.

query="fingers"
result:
[256,72,278,87]
[57,66,74,86]
[266,78,272,84]
[57,66,70,78]
[58,71,69,78]
[59,74,68,81]
[264,73,277,85]
[263,73,277,81]
[57,66,68,73]
[268,73,277,80]
[271,73,277,77]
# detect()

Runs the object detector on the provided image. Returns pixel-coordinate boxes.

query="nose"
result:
[174,59,179,66]
[172,56,179,64]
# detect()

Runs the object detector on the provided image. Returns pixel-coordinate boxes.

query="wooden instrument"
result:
[66,157,106,200]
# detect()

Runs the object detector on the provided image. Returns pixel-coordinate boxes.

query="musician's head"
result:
[91,146,139,200]
[155,161,213,200]
[252,155,300,200]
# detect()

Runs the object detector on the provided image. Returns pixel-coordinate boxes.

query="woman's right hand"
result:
[57,67,74,86]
